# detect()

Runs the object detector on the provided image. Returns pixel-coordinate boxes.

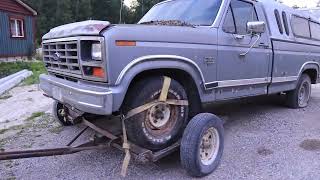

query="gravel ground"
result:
[0,85,320,180]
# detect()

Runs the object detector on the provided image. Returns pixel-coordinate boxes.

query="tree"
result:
[23,0,164,45]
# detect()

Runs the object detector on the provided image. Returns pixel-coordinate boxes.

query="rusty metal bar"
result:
[67,127,89,146]
[0,144,108,161]
[83,118,118,140]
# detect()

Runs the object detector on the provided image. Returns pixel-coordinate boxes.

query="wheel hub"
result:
[200,127,220,165]
[298,82,310,106]
[148,103,171,129]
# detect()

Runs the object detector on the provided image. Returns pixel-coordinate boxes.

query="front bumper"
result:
[40,74,113,115]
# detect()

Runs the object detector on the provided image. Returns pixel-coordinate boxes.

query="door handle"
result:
[258,43,269,48]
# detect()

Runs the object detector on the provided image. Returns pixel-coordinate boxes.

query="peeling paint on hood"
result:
[43,20,110,40]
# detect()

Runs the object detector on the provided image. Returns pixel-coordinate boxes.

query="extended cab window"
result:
[223,0,258,35]
[292,16,311,38]
[310,21,320,40]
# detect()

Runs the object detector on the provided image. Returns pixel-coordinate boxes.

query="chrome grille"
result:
[42,41,81,75]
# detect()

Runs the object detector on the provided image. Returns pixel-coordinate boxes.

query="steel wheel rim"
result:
[148,102,171,129]
[199,127,220,165]
[298,81,310,107]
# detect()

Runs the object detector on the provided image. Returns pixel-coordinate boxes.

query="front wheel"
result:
[122,76,189,150]
[286,74,311,109]
[52,101,73,126]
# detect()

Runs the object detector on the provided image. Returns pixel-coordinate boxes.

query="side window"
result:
[291,16,311,38]
[222,6,236,33]
[310,21,320,40]
[231,0,258,35]
[274,10,283,34]
[282,11,290,35]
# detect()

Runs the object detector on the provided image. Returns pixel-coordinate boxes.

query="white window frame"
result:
[10,18,25,38]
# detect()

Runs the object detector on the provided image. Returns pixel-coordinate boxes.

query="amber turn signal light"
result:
[116,40,136,46]
[92,67,105,78]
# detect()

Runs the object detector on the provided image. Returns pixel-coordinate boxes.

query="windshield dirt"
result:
[139,0,223,26]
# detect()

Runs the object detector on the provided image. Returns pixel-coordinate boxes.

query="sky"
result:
[124,0,319,8]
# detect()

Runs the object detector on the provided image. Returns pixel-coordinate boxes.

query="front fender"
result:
[109,55,206,112]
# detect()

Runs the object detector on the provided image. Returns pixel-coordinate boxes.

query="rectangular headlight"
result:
[91,43,102,60]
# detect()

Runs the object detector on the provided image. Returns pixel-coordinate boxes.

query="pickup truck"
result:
[40,0,320,176]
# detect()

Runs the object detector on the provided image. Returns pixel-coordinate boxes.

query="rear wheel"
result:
[52,101,73,126]
[286,74,311,109]
[122,76,189,150]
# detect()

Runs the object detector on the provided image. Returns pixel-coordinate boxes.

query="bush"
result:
[0,61,47,85]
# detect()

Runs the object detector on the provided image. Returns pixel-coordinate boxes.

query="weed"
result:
[26,112,45,121]
[0,95,12,100]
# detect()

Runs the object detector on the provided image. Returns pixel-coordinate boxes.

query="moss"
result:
[0,61,47,85]
[26,112,45,121]
[0,95,12,100]
[0,128,9,135]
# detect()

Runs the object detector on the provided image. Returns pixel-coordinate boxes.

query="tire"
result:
[122,76,189,150]
[52,101,73,126]
[180,113,224,177]
[286,74,312,109]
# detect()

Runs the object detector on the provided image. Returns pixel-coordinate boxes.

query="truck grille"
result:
[43,41,81,76]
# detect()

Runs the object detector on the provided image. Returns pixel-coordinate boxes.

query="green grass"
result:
[26,112,45,121]
[0,61,47,85]
[0,95,12,100]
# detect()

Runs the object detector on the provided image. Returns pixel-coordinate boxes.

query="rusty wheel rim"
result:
[144,91,181,137]
[298,81,310,107]
[199,127,220,165]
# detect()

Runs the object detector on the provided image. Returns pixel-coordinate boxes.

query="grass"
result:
[0,61,47,85]
[0,95,12,100]
[26,112,45,121]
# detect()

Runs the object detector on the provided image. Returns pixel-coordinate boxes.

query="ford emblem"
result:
[53,52,61,61]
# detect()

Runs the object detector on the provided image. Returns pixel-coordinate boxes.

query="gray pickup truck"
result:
[40,0,320,176]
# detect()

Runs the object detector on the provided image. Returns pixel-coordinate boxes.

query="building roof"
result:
[14,0,37,16]
[0,0,37,16]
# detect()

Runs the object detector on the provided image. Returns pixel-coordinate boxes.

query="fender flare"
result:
[298,61,320,80]
[115,55,206,85]
[111,55,206,111]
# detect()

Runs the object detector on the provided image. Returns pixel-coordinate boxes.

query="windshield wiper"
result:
[139,20,195,27]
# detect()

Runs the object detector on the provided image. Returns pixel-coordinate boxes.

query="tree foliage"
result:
[24,0,165,45]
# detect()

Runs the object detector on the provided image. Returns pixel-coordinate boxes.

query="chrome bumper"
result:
[40,74,113,115]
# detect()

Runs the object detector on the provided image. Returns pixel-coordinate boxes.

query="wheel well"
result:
[303,69,318,84]
[123,69,202,117]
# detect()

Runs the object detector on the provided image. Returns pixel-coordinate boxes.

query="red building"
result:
[0,0,37,61]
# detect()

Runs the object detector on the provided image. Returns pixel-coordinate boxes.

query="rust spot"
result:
[300,139,320,151]
[257,147,273,156]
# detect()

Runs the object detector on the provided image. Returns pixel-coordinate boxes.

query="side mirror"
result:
[247,21,266,34]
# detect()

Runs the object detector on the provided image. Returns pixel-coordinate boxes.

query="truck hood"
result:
[104,24,217,45]
[43,20,110,40]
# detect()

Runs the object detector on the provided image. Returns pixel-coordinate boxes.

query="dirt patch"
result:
[257,147,274,156]
[0,85,53,129]
[300,139,320,152]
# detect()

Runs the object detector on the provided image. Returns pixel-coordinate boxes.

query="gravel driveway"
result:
[0,85,320,180]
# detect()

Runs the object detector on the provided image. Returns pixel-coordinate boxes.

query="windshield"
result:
[138,0,223,26]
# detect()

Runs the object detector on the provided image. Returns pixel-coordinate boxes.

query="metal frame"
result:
[0,118,180,163]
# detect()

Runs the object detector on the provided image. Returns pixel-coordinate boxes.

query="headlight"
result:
[91,43,102,60]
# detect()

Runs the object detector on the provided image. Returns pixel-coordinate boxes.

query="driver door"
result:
[216,0,271,100]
